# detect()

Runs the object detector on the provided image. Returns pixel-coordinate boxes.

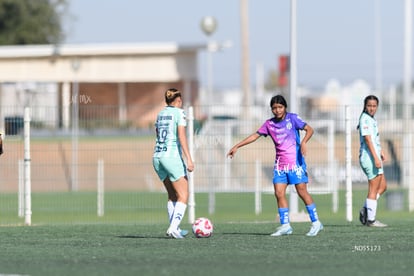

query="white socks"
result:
[169,201,187,231]
[167,201,175,222]
[363,194,380,222]
[366,198,377,221]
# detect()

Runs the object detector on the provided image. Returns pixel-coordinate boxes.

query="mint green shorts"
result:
[152,157,187,182]
[359,153,383,180]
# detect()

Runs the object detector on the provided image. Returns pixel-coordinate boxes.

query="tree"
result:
[0,0,67,45]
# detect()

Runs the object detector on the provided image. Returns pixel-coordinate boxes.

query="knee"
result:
[295,186,308,197]
[176,191,188,203]
[274,190,285,200]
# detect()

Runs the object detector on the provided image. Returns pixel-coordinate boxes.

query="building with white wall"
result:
[0,42,203,134]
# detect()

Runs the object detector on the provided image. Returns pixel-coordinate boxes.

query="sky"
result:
[64,0,412,91]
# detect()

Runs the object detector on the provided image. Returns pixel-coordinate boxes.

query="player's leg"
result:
[274,183,289,208]
[163,177,177,222]
[359,155,373,225]
[366,175,387,227]
[377,174,387,197]
[161,158,189,238]
[295,183,323,236]
[154,158,178,232]
[164,177,189,237]
[274,183,290,225]
[270,172,292,236]
[295,183,319,222]
[166,176,188,238]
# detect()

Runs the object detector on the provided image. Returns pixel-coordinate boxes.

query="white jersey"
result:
[359,112,381,159]
[153,106,187,158]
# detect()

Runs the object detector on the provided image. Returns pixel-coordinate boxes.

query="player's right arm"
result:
[227,133,261,159]
[364,135,381,168]
[177,125,194,172]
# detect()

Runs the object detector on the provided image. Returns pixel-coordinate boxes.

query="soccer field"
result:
[0,217,413,276]
[0,189,412,275]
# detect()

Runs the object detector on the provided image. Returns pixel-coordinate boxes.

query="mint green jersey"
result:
[153,106,187,158]
[359,112,381,159]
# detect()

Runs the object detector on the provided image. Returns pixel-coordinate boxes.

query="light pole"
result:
[289,0,298,216]
[200,16,217,119]
[200,16,217,214]
[240,0,251,122]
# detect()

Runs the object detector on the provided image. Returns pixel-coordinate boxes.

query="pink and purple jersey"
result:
[257,113,307,171]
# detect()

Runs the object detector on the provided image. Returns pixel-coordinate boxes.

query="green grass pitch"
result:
[0,190,413,275]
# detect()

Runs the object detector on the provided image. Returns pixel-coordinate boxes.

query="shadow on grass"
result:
[117,235,168,239]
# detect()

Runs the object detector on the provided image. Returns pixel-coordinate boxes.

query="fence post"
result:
[328,120,338,213]
[187,106,195,223]
[97,159,104,217]
[255,159,262,215]
[345,105,353,222]
[24,107,32,226]
[18,159,24,217]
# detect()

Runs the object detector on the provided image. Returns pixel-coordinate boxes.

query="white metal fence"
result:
[0,102,412,225]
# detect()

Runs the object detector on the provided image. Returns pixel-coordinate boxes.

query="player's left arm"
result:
[0,133,3,156]
[300,124,314,156]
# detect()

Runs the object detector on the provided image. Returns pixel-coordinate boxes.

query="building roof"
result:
[0,42,205,59]
[0,42,205,82]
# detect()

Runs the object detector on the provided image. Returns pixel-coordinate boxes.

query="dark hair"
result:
[270,95,288,108]
[362,95,379,113]
[165,88,181,105]
[357,95,379,129]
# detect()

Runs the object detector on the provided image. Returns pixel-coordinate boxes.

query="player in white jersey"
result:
[153,88,194,238]
[358,95,387,227]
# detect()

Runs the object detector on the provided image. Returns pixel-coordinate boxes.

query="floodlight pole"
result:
[289,0,299,216]
[200,16,217,120]
[403,0,414,211]
[201,16,217,215]
[240,0,251,121]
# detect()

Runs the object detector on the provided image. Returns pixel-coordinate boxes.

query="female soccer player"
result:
[358,95,387,227]
[152,88,194,238]
[227,95,323,236]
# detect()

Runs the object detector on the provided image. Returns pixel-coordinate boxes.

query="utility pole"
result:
[240,0,251,122]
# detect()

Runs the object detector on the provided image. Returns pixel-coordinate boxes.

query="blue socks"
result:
[306,203,319,222]
[278,208,290,225]
[279,203,319,224]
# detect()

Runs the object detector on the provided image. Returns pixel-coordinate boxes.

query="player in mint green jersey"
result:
[358,95,387,227]
[153,88,194,238]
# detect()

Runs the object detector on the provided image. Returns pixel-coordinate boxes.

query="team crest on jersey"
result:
[286,122,292,130]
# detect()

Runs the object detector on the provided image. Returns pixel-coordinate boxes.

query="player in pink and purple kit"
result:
[227,95,323,236]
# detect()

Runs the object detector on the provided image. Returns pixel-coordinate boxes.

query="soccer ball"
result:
[192,217,213,238]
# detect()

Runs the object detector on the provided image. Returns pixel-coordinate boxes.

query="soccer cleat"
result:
[166,228,188,237]
[306,220,323,236]
[359,207,367,225]
[179,229,189,237]
[270,224,293,236]
[367,220,387,227]
[166,227,184,239]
